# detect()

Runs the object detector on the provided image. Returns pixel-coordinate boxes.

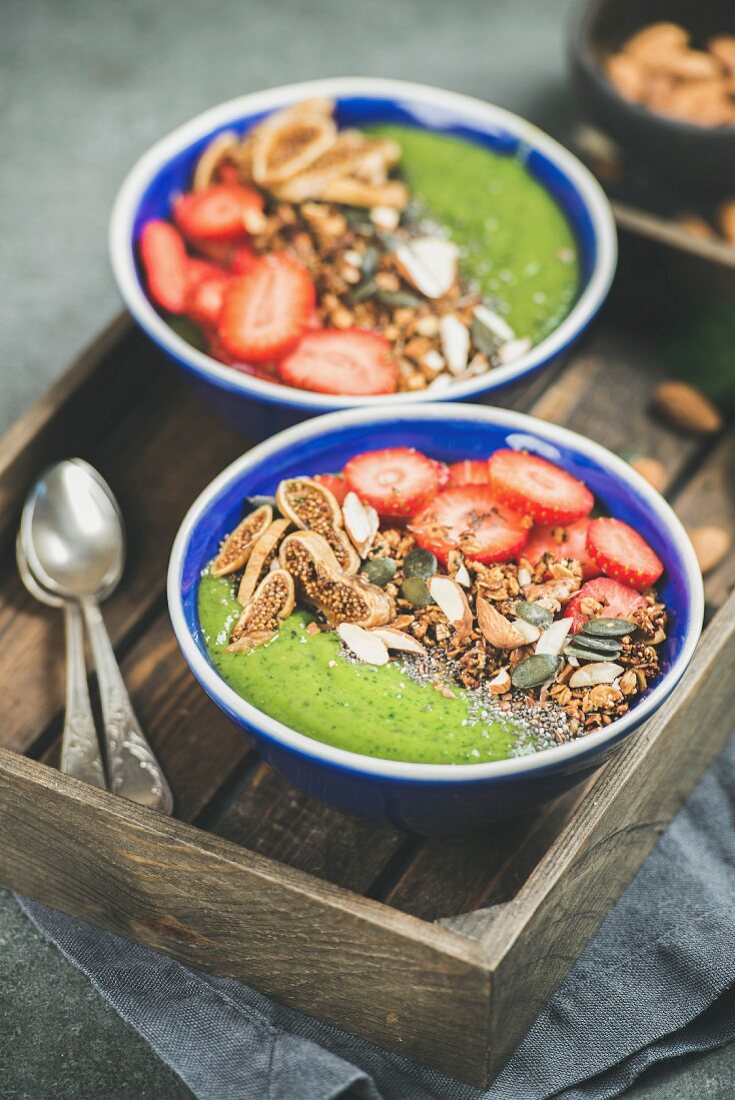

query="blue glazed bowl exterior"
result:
[112,78,617,440]
[168,405,703,834]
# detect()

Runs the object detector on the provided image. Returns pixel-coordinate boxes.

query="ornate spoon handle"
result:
[60,600,107,790]
[81,598,173,815]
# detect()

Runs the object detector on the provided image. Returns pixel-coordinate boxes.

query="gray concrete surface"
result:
[2,1,734,1096]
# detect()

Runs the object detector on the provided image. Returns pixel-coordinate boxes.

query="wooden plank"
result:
[214,761,407,893]
[473,591,735,1080]
[384,781,594,921]
[41,611,254,824]
[0,747,491,1086]
[0,352,246,756]
[672,433,735,609]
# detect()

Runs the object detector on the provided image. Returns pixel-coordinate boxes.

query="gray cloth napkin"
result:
[18,727,735,1100]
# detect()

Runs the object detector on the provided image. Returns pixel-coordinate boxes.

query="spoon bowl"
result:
[21,458,124,601]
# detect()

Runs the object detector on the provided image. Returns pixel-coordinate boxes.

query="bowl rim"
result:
[167,402,704,783]
[570,0,735,141]
[110,76,617,411]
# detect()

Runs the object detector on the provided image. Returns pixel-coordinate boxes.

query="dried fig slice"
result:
[192,130,241,191]
[319,177,409,209]
[237,517,292,605]
[276,478,359,574]
[271,131,377,202]
[211,504,273,576]
[252,111,337,187]
[228,568,295,652]
[279,531,393,628]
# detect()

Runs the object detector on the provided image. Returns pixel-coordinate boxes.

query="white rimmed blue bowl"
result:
[112,77,617,440]
[168,404,703,834]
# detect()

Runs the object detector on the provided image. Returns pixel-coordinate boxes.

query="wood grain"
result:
[0,748,491,1084]
[0,341,245,756]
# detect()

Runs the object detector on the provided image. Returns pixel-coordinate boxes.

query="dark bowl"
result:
[570,0,735,192]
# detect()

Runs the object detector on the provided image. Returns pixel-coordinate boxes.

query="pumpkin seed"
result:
[348,277,378,305]
[376,289,423,310]
[401,576,434,607]
[360,557,397,587]
[515,600,553,630]
[471,317,498,357]
[361,245,380,279]
[565,643,620,663]
[511,654,562,689]
[566,633,622,656]
[403,548,438,580]
[581,618,635,638]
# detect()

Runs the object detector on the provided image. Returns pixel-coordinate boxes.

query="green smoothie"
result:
[198,573,533,765]
[369,125,580,343]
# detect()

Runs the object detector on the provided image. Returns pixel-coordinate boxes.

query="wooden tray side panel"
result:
[0,748,491,1084]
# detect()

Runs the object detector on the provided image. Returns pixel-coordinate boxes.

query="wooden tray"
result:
[1,221,735,1088]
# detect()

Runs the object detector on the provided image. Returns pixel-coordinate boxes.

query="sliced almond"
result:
[511,618,541,644]
[473,304,515,344]
[427,575,473,635]
[337,623,389,665]
[497,336,532,364]
[421,349,445,373]
[371,627,426,655]
[569,662,624,689]
[342,492,379,558]
[370,205,400,231]
[439,315,470,375]
[454,561,471,588]
[394,238,459,299]
[488,668,511,695]
[535,616,572,656]
[476,595,527,649]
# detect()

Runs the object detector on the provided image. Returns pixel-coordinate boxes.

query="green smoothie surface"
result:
[198,572,535,765]
[368,124,580,342]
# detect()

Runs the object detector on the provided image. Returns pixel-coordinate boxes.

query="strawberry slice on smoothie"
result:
[411,484,529,564]
[487,449,594,525]
[218,253,315,362]
[278,330,399,396]
[343,447,447,519]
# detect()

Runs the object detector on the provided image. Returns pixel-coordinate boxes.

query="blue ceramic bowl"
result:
[168,405,703,834]
[111,78,617,440]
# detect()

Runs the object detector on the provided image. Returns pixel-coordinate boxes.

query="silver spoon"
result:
[16,533,107,790]
[20,459,173,814]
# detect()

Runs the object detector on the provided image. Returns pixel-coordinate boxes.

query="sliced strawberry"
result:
[188,235,246,267]
[312,473,347,504]
[343,447,447,520]
[447,460,490,487]
[185,266,232,328]
[487,449,594,525]
[218,254,315,362]
[411,485,529,564]
[523,518,600,579]
[231,243,259,275]
[174,184,264,242]
[564,577,647,633]
[277,329,399,396]
[586,517,664,590]
[139,220,189,313]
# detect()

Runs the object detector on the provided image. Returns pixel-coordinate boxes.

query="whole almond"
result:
[624,22,689,65]
[717,198,735,244]
[689,525,731,574]
[677,215,716,241]
[650,381,723,435]
[606,53,647,102]
[630,455,667,492]
[476,596,527,649]
[710,35,735,75]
